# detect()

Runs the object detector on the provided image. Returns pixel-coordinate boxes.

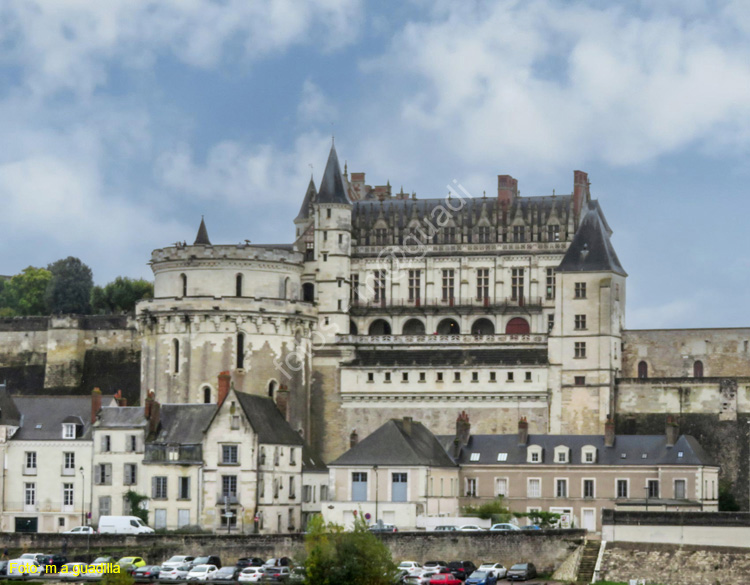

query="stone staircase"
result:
[576,539,602,583]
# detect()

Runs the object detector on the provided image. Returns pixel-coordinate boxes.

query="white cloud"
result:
[298,80,337,123]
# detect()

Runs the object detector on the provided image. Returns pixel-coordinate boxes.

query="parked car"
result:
[369,523,398,533]
[405,570,439,585]
[428,573,462,585]
[263,558,290,568]
[392,569,409,584]
[433,525,458,532]
[63,526,96,535]
[260,566,291,582]
[118,557,147,569]
[18,553,46,564]
[398,561,422,573]
[422,562,448,570]
[98,515,155,535]
[159,564,191,581]
[506,563,537,582]
[213,566,241,582]
[187,564,219,581]
[458,525,484,531]
[447,560,477,580]
[477,564,506,579]
[133,565,162,583]
[162,556,196,569]
[191,556,222,569]
[59,562,89,581]
[489,523,520,531]
[7,558,43,579]
[41,554,68,571]
[520,525,541,531]
[236,558,265,569]
[237,567,265,583]
[464,571,497,585]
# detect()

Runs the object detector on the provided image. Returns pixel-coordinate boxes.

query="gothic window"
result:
[350,274,359,303]
[546,268,556,300]
[444,227,457,244]
[374,228,388,245]
[408,270,421,303]
[172,339,180,374]
[305,242,314,261]
[373,270,386,304]
[511,268,524,301]
[236,274,243,297]
[180,274,187,298]
[237,333,245,369]
[513,225,525,243]
[638,361,648,379]
[441,269,455,302]
[477,225,491,243]
[203,386,211,404]
[476,268,489,301]
[268,380,276,398]
[693,360,704,378]
[548,224,560,242]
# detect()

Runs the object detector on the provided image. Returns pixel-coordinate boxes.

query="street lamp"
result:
[79,466,85,526]
[373,465,379,525]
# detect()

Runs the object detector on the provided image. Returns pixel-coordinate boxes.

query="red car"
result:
[429,573,462,585]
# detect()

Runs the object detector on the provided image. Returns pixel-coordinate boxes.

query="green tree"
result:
[91,277,153,314]
[718,479,740,511]
[462,496,511,521]
[102,566,135,585]
[304,514,396,585]
[0,266,52,315]
[45,257,94,314]
[123,490,149,525]
[513,510,561,528]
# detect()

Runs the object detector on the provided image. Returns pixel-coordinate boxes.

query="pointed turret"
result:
[557,203,627,276]
[295,176,317,222]
[194,217,211,245]
[316,144,351,205]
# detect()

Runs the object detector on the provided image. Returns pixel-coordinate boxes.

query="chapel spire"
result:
[194,216,211,245]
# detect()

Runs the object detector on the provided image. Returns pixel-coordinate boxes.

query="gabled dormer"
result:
[553,445,571,464]
[527,445,544,463]
[581,445,598,463]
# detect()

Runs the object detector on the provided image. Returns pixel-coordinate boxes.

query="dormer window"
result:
[581,446,597,464]
[62,423,76,440]
[554,446,570,464]
[527,446,543,463]
[470,453,480,462]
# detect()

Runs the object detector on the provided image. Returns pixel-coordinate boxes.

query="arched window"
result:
[237,333,245,369]
[471,318,495,336]
[349,320,359,335]
[402,319,426,335]
[505,317,530,334]
[236,274,243,297]
[172,339,180,373]
[268,380,277,399]
[283,277,290,299]
[436,318,460,335]
[180,274,187,298]
[302,283,315,303]
[368,319,391,336]
[203,386,211,404]
[693,360,704,378]
[638,361,648,379]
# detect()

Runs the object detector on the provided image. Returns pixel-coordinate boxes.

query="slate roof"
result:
[194,217,212,245]
[97,406,147,428]
[11,395,115,441]
[301,443,328,473]
[295,177,317,221]
[436,434,717,467]
[348,348,548,367]
[316,145,351,205]
[557,202,626,276]
[0,386,21,426]
[152,404,216,444]
[235,392,305,446]
[330,419,458,467]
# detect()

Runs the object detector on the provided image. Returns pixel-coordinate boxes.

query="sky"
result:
[1,0,749,329]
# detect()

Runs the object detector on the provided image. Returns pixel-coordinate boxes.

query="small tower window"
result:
[268,380,276,398]
[203,386,211,404]
[638,361,648,379]
[237,333,245,369]
[180,274,187,298]
[236,274,243,297]
[693,360,704,378]
[172,339,180,374]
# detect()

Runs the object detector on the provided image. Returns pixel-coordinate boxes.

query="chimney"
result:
[402,416,413,436]
[456,411,471,447]
[217,371,231,406]
[604,416,615,447]
[148,399,161,435]
[349,429,359,449]
[91,387,102,424]
[666,415,679,447]
[518,417,529,446]
[573,170,589,218]
[497,175,518,208]
[350,172,366,200]
[144,390,155,419]
[275,384,289,420]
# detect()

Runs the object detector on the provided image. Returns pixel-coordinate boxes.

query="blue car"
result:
[465,570,497,585]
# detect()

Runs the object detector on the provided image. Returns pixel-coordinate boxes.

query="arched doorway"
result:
[638,361,648,379]
[471,318,495,335]
[505,317,530,334]
[402,319,426,335]
[436,318,460,335]
[349,320,359,335]
[693,360,704,378]
[368,319,391,335]
[302,283,315,303]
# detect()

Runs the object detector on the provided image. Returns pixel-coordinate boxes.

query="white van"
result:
[97,515,155,534]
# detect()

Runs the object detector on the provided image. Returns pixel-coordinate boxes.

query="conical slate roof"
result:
[295,176,317,221]
[557,202,626,276]
[194,217,211,245]
[316,144,350,205]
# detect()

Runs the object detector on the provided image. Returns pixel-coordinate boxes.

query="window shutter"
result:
[133,465,138,485]
[151,477,157,498]
[105,464,112,485]
[100,435,106,452]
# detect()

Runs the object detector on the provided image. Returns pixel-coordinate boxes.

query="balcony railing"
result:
[337,333,547,345]
[349,297,544,315]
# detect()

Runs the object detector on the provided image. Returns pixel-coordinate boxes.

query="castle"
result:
[1,144,749,508]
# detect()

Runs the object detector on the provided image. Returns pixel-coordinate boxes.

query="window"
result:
[675,479,686,499]
[124,464,137,486]
[274,448,280,466]
[477,225,491,243]
[647,480,660,499]
[556,479,568,498]
[260,447,266,465]
[495,478,508,497]
[326,209,331,219]
[465,478,477,497]
[693,360,704,378]
[236,274,243,297]
[444,226,457,244]
[616,479,629,498]
[507,372,514,382]
[497,453,508,461]
[62,423,76,439]
[180,273,187,297]
[384,372,391,383]
[527,479,541,498]
[374,228,387,245]
[638,361,648,379]
[25,483,36,506]
[454,371,461,382]
[25,451,37,470]
[237,333,245,369]
[289,477,296,499]
[513,225,525,242]
[489,371,496,382]
[575,376,586,385]
[441,269,455,302]
[472,371,479,382]
[305,242,314,262]
[525,371,532,382]
[528,447,542,463]
[582,447,596,463]
[575,282,586,298]
[101,434,111,452]
[437,372,444,382]
[408,270,421,302]
[548,314,555,331]
[351,274,359,302]
[511,268,524,301]
[99,496,111,516]
[95,463,112,485]
[546,268,556,299]
[574,342,586,358]
[419,372,426,382]
[373,270,386,304]
[222,445,239,465]
[352,472,368,502]
[172,338,180,374]
[63,483,74,507]
[476,268,490,301]
[402,372,408,382]
[323,231,327,241]
[178,477,190,499]
[574,314,587,330]
[555,448,569,463]
[470,453,480,462]
[152,477,168,499]
[231,415,240,430]
[548,224,560,242]
[64,452,75,471]
[367,372,374,383]
[222,475,237,498]
[583,479,595,498]
[127,435,138,452]
[392,473,407,502]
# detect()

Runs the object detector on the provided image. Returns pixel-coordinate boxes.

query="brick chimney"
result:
[402,416,413,436]
[456,411,471,446]
[275,384,289,420]
[518,417,529,446]
[497,175,518,208]
[149,398,161,435]
[666,415,679,447]
[349,429,359,449]
[217,371,231,406]
[91,387,102,424]
[572,170,589,218]
[144,390,155,419]
[350,172,366,200]
[604,416,616,448]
